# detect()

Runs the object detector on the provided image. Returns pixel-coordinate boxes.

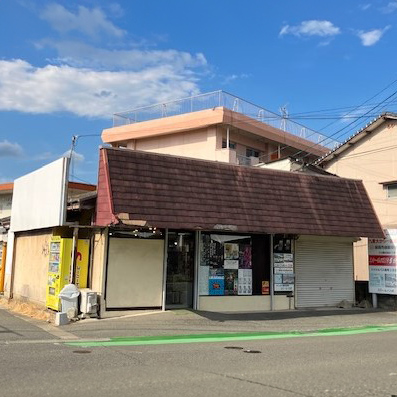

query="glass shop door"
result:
[166,232,195,309]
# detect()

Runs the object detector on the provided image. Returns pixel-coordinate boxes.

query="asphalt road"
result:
[1,308,397,396]
[1,329,397,396]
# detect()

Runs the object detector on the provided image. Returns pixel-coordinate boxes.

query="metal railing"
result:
[236,154,252,166]
[113,91,339,150]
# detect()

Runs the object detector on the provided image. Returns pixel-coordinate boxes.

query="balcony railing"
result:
[113,91,339,150]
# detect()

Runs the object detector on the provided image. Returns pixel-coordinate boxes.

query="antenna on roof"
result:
[280,104,289,132]
[69,135,78,182]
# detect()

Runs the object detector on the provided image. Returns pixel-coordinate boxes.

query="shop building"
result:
[92,147,383,313]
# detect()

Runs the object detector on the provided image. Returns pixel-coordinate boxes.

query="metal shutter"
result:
[295,237,354,308]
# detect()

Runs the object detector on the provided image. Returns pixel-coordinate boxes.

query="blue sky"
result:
[1,0,397,184]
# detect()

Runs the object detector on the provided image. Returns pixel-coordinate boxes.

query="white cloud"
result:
[0,59,201,118]
[357,26,390,46]
[382,1,397,13]
[221,73,249,85]
[0,140,23,157]
[40,4,125,38]
[63,149,85,163]
[360,4,371,11]
[36,40,207,71]
[280,20,341,37]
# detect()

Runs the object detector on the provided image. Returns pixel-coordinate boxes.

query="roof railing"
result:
[113,91,339,150]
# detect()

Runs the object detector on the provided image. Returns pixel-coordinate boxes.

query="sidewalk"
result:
[59,308,397,340]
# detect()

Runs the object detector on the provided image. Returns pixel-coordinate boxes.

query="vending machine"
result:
[46,236,90,311]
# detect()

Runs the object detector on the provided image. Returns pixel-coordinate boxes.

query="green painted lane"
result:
[66,324,397,348]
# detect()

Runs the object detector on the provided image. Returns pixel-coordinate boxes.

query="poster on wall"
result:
[199,266,209,295]
[369,229,397,295]
[273,236,292,253]
[224,259,239,269]
[200,234,252,296]
[273,241,294,292]
[239,244,252,268]
[224,243,239,260]
[224,270,238,295]
[262,281,270,295]
[209,277,224,295]
[238,269,252,295]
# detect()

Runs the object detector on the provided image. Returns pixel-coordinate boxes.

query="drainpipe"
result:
[161,229,169,311]
[0,242,7,292]
[270,234,274,311]
[226,127,230,149]
[193,231,200,310]
[69,227,79,284]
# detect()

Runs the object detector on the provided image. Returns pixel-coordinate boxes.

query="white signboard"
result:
[369,229,397,295]
[10,158,70,232]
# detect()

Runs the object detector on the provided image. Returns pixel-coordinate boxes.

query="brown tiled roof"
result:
[96,147,384,238]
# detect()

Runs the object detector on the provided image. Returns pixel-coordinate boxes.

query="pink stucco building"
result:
[102,91,337,166]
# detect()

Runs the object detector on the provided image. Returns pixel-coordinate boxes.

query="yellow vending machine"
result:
[46,236,90,311]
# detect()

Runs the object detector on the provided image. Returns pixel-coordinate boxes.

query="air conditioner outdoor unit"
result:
[80,289,98,317]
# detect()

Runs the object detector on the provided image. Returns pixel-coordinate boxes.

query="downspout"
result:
[193,231,200,310]
[0,242,7,292]
[69,227,79,284]
[270,234,274,311]
[161,229,169,311]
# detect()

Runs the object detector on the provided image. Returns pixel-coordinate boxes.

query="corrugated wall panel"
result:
[295,237,354,308]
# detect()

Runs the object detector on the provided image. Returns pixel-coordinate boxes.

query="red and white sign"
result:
[369,229,397,295]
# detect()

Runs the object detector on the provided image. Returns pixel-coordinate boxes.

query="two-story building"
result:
[102,91,338,166]
[317,112,397,302]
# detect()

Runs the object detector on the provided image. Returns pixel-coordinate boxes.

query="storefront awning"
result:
[95,148,384,238]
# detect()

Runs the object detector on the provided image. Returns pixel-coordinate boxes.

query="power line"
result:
[295,86,397,163]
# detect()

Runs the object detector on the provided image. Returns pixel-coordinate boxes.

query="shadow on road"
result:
[194,308,387,323]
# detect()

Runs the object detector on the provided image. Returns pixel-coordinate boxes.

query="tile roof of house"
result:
[96,147,384,238]
[316,112,397,166]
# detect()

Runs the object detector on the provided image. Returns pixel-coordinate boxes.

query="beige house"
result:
[102,91,338,165]
[317,112,397,288]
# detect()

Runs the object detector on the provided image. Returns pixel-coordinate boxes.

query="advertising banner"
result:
[369,229,397,295]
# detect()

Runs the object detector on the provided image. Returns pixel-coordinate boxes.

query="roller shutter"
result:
[295,237,354,308]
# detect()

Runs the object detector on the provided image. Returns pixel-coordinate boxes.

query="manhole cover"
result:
[243,349,261,354]
[224,346,244,350]
[72,350,92,354]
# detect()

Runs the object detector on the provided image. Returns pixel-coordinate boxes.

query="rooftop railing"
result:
[113,91,339,150]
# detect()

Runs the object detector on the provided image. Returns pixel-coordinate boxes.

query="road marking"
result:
[66,324,397,348]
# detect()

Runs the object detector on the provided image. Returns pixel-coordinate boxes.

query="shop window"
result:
[387,184,397,199]
[199,234,270,296]
[222,140,236,150]
[246,148,260,158]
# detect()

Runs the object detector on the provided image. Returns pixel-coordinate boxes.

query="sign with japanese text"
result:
[369,229,397,295]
